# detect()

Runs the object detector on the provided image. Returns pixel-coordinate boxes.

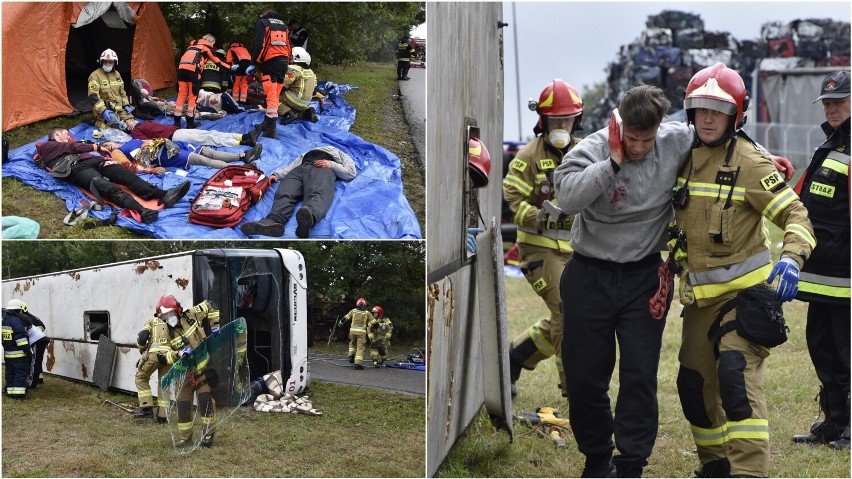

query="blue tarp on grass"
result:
[1,82,422,239]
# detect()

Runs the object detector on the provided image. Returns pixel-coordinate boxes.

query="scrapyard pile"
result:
[588,10,851,130]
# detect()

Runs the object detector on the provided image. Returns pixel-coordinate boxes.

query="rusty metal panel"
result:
[427,2,507,476]
[93,335,117,391]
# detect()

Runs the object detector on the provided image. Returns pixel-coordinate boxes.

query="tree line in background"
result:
[1,240,425,340]
[160,2,425,66]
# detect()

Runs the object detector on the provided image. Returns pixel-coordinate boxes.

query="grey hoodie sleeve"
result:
[326,147,357,181]
[552,128,617,215]
[271,156,302,180]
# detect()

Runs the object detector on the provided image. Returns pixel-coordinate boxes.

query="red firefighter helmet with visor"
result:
[155,295,183,317]
[371,305,384,318]
[356,298,367,307]
[684,63,749,130]
[533,79,584,132]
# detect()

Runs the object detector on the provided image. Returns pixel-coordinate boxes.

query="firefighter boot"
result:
[793,388,845,444]
[829,424,851,449]
[695,458,730,478]
[348,355,355,363]
[354,364,365,370]
[173,115,182,128]
[201,433,215,447]
[581,455,615,478]
[133,407,154,419]
[305,107,318,123]
[262,116,278,139]
[156,416,168,424]
[186,116,197,129]
[279,110,299,125]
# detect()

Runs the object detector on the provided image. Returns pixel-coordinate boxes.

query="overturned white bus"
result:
[1,248,309,396]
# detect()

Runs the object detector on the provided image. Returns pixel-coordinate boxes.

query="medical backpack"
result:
[188,165,271,227]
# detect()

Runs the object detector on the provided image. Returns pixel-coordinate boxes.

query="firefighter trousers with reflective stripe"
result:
[806,301,851,424]
[348,330,368,366]
[176,378,215,441]
[5,356,29,397]
[136,355,171,419]
[679,292,769,477]
[560,252,667,473]
[509,243,569,393]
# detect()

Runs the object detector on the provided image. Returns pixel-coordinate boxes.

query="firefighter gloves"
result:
[768,256,800,302]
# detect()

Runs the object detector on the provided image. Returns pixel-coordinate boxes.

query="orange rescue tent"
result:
[2,2,176,131]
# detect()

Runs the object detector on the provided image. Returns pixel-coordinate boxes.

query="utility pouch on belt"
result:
[708,285,789,348]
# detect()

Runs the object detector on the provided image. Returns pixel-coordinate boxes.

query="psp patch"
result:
[511,159,527,173]
[538,159,556,170]
[759,171,785,192]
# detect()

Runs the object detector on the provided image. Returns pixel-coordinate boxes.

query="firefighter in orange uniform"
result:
[502,79,583,397]
[250,6,291,139]
[174,34,235,128]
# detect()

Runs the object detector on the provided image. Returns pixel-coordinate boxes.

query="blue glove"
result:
[231,64,239,71]
[180,347,193,358]
[211,327,220,336]
[767,256,800,302]
[245,65,255,75]
[466,227,484,253]
[102,109,119,125]
[123,105,133,114]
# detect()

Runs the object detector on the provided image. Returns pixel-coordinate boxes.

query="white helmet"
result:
[100,48,118,65]
[6,299,28,312]
[292,47,311,66]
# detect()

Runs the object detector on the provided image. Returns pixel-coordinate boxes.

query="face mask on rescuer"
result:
[547,129,570,149]
[163,311,179,327]
[102,65,113,73]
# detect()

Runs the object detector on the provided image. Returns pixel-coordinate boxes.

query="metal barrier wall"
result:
[744,122,825,169]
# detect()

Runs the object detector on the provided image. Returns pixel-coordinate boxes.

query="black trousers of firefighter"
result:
[678,290,771,477]
[267,163,336,227]
[560,252,668,477]
[28,337,50,388]
[806,302,851,429]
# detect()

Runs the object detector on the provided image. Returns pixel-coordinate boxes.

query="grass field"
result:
[1,61,424,238]
[2,347,425,477]
[437,230,851,477]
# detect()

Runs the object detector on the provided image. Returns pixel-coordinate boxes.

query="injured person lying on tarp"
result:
[34,126,191,224]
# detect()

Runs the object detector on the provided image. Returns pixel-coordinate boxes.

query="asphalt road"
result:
[309,352,425,396]
[399,66,426,168]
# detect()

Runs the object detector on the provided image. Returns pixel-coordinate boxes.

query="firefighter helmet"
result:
[292,47,311,66]
[532,79,584,132]
[6,299,28,313]
[468,136,491,188]
[155,295,183,317]
[356,298,367,307]
[99,49,118,65]
[684,62,749,130]
[371,305,384,318]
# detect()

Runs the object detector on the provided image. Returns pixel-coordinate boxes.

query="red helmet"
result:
[356,298,367,307]
[371,305,384,317]
[468,136,491,188]
[155,295,183,317]
[532,79,584,132]
[684,63,749,130]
